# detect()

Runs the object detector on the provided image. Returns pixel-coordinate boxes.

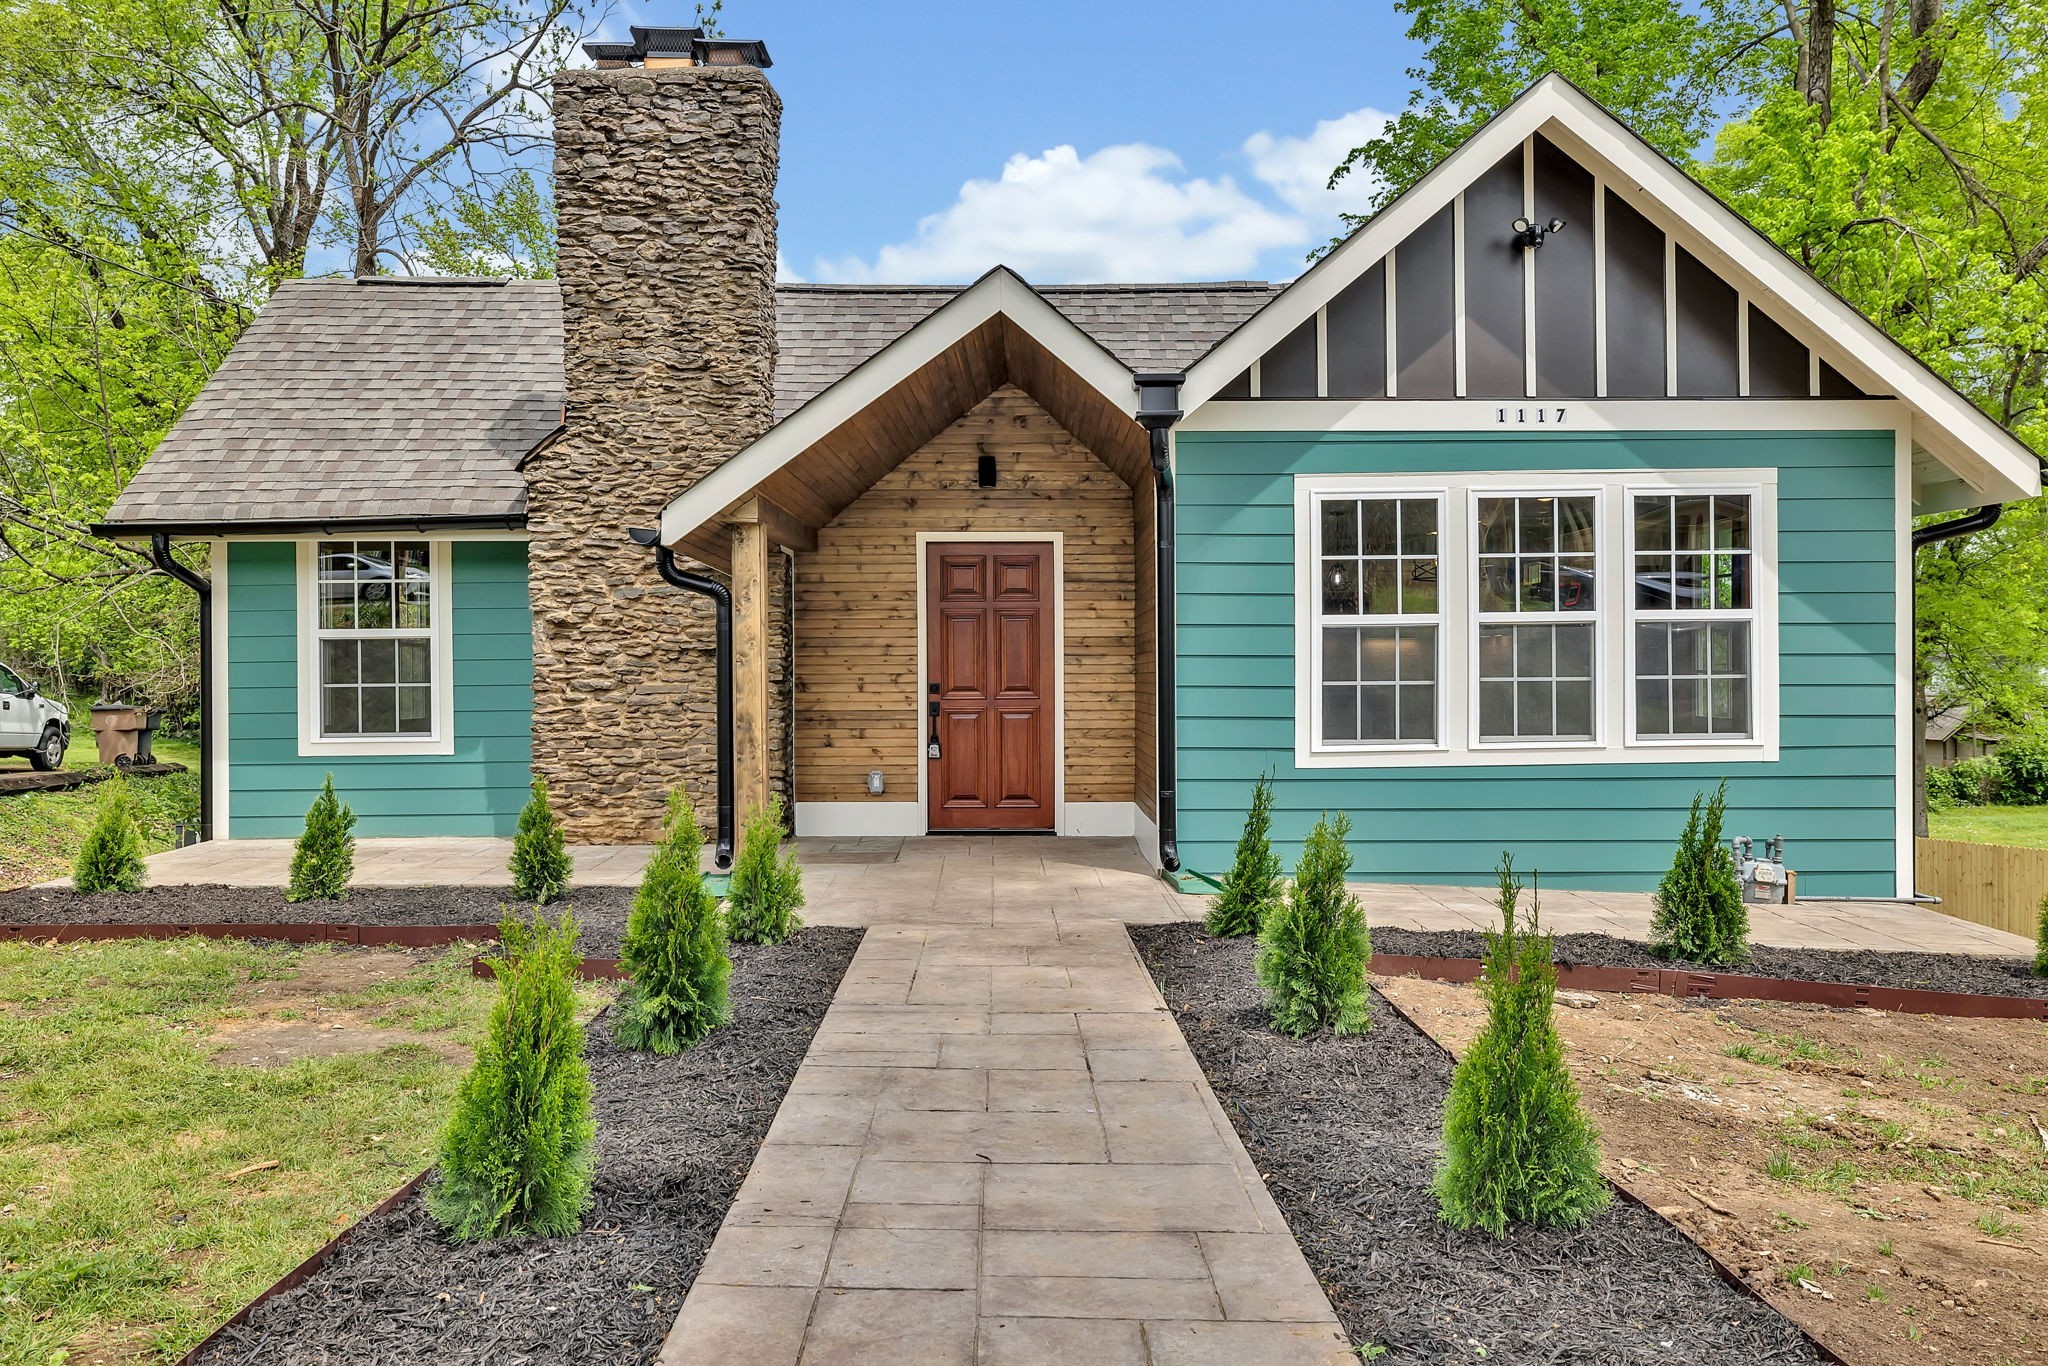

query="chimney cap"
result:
[582,26,772,68]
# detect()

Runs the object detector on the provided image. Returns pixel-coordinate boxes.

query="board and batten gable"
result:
[222,539,535,837]
[1172,419,1902,896]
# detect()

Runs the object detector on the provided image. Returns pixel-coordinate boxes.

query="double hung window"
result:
[1630,493,1754,739]
[1474,495,1598,742]
[1313,494,1442,747]
[299,539,451,755]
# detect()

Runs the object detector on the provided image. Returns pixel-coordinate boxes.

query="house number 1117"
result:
[1496,406,1569,425]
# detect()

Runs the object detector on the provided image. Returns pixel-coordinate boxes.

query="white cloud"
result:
[775,250,803,283]
[1242,106,1392,219]
[810,104,1394,286]
[812,142,1303,285]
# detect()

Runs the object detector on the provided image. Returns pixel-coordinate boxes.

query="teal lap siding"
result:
[225,540,534,838]
[1174,430,1898,896]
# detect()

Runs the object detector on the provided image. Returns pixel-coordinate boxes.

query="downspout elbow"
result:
[1911,503,2002,549]
[147,532,213,842]
[629,529,736,869]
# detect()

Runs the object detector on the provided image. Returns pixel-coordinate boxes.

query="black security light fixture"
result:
[1513,216,1567,248]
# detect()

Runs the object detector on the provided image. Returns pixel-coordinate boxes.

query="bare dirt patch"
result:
[206,950,470,1068]
[1377,975,2048,1365]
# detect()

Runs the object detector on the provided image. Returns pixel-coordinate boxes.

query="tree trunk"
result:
[1803,0,1836,127]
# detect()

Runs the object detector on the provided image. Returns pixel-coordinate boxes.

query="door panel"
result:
[926,542,1055,830]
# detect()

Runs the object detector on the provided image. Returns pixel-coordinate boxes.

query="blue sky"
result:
[598,0,1420,285]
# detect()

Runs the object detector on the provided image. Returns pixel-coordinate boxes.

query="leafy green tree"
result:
[71,776,146,893]
[1256,812,1372,1036]
[1436,856,1610,1236]
[2035,890,2048,977]
[286,774,356,903]
[614,789,731,1054]
[725,794,804,946]
[510,774,573,904]
[428,911,594,1240]
[1205,772,1285,938]
[1649,782,1750,965]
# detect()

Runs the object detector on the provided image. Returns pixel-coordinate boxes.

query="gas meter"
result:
[1730,836,1790,905]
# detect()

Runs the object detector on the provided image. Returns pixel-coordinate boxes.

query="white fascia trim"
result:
[294,539,457,759]
[1061,802,1137,838]
[1180,74,2039,504]
[795,801,923,838]
[1179,397,1906,434]
[660,268,1139,546]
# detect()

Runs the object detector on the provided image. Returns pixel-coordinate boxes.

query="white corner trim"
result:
[1134,804,1161,869]
[660,269,1138,545]
[1061,802,1138,838]
[294,538,456,759]
[1178,74,2040,504]
[795,801,923,837]
[210,539,232,837]
[1894,424,1915,899]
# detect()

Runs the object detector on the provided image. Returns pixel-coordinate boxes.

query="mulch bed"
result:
[1131,923,1824,1365]
[191,927,860,1366]
[0,885,640,955]
[1372,925,2048,1001]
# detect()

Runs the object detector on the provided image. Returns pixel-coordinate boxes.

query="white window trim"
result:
[1467,486,1606,750]
[1304,486,1450,755]
[295,538,456,758]
[1294,468,1779,769]
[1622,476,1778,748]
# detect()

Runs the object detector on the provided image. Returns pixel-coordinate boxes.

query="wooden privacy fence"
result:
[1915,837,2048,939]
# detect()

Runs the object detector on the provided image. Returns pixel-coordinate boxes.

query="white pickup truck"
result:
[0,661,70,770]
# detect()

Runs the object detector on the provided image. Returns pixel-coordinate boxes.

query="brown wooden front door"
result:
[926,542,1056,831]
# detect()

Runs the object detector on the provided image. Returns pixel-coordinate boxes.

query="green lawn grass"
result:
[0,734,201,891]
[1927,804,2048,850]
[0,937,605,1363]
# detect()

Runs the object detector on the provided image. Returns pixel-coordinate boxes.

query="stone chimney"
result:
[528,61,780,841]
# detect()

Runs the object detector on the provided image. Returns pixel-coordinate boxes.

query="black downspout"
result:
[1911,503,2002,549]
[629,529,735,868]
[147,533,213,842]
[1136,374,1185,872]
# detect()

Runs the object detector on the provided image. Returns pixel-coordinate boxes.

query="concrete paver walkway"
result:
[657,913,1350,1365]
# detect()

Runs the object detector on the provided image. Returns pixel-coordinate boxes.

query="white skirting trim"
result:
[1060,802,1137,838]
[795,802,923,837]
[1133,806,1161,868]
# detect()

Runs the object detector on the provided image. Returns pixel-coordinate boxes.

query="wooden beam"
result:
[724,495,818,553]
[730,517,773,822]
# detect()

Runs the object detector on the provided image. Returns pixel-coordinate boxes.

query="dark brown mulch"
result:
[1372,925,2048,1001]
[0,885,640,955]
[192,927,860,1366]
[1131,923,1823,1366]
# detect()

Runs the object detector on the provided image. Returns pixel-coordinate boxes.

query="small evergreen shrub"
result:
[72,777,147,894]
[1205,772,1284,938]
[726,794,804,945]
[510,775,573,905]
[1435,856,1610,1237]
[1997,736,2048,805]
[427,911,594,1240]
[285,774,356,903]
[2035,891,2048,978]
[1256,811,1371,1036]
[614,789,731,1053]
[1648,781,1750,965]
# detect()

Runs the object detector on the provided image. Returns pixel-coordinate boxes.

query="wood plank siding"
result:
[794,385,1139,810]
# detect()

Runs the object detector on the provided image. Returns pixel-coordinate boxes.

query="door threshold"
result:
[921,828,1057,837]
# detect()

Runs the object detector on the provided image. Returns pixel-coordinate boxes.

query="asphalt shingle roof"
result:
[104,276,1283,528]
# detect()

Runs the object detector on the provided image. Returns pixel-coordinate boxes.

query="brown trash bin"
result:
[90,704,149,765]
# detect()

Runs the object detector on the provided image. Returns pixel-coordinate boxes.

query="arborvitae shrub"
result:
[510,775,573,905]
[2035,891,2048,977]
[285,774,356,903]
[428,911,594,1240]
[72,777,146,894]
[726,794,804,945]
[1435,856,1610,1237]
[1648,780,1749,965]
[1256,811,1371,1036]
[614,789,731,1054]
[1205,772,1284,938]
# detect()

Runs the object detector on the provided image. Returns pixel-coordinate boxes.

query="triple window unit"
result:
[1296,470,1776,767]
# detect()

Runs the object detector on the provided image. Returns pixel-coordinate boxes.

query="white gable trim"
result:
[1181,75,2039,504]
[659,267,1137,546]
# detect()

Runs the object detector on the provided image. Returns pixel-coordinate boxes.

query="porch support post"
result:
[729,514,773,823]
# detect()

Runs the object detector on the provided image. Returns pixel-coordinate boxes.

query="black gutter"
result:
[93,514,525,540]
[146,533,213,842]
[1135,373,1185,872]
[1911,503,2002,549]
[628,528,735,869]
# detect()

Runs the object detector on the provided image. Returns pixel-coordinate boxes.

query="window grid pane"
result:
[1315,494,1441,747]
[1477,623,1596,740]
[1631,494,1754,741]
[316,540,435,739]
[1476,496,1597,613]
[1320,497,1440,619]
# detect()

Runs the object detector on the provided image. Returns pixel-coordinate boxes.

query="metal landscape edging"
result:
[173,1166,434,1366]
[0,922,503,947]
[1368,953,2048,1021]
